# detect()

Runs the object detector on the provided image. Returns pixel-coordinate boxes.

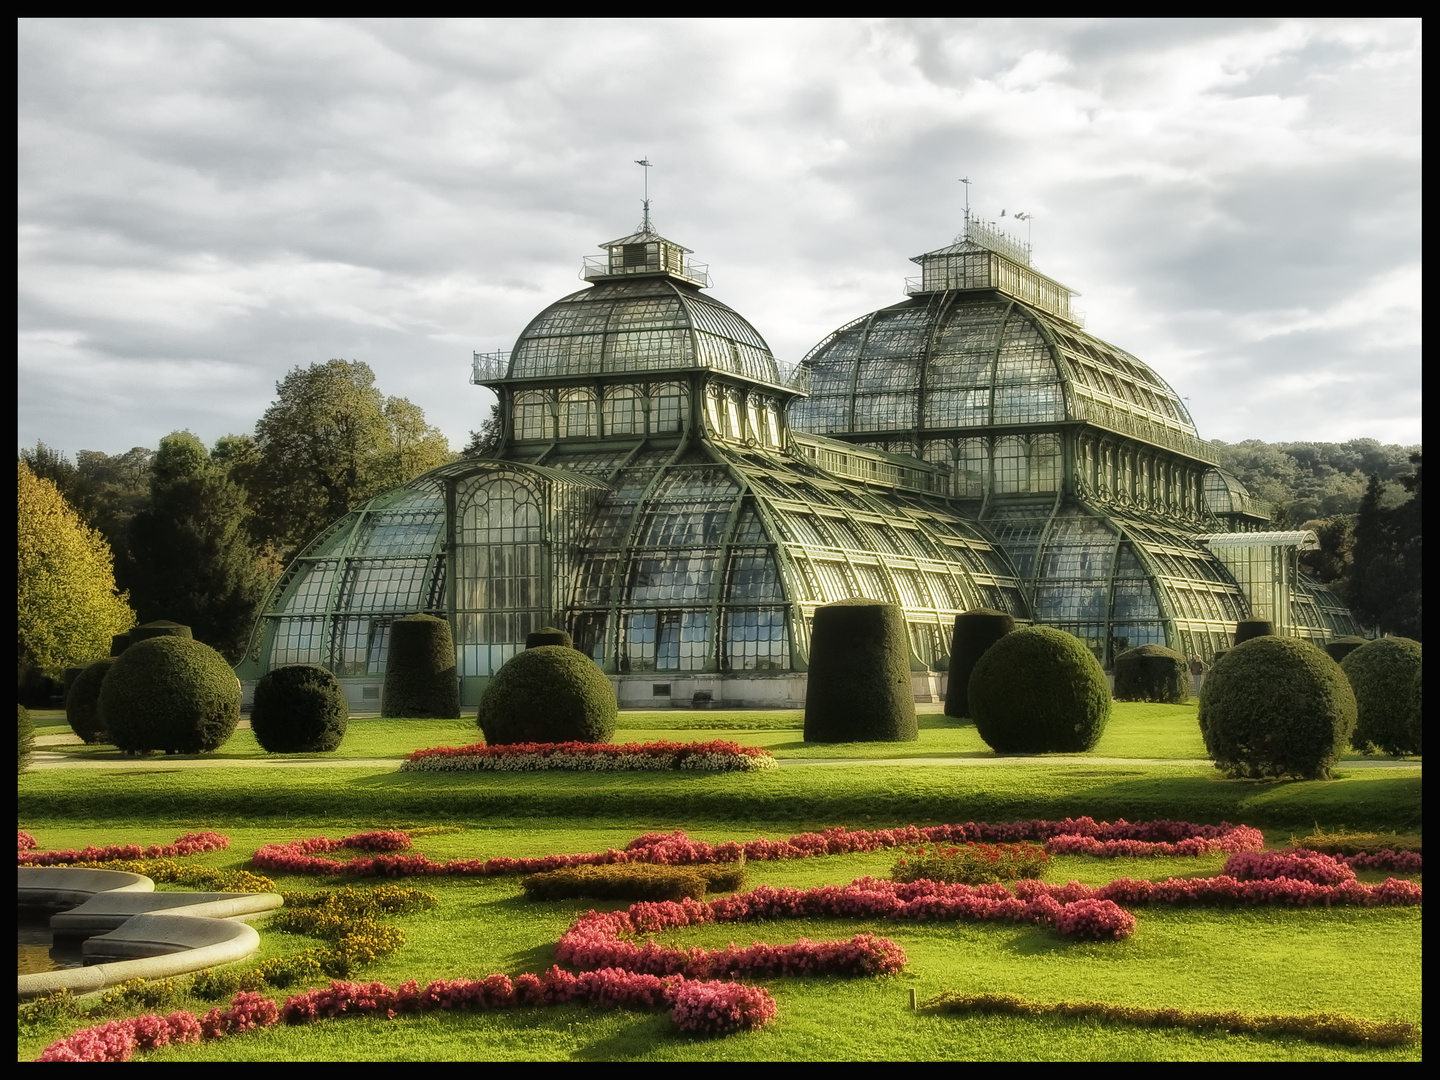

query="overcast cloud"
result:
[18,18,1421,459]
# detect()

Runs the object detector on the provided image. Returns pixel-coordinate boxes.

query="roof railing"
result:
[471,350,510,384]
[580,255,710,288]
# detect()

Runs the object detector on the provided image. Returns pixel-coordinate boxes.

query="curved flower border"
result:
[401,739,777,772]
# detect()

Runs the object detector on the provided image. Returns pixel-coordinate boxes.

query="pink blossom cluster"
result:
[1343,849,1423,873]
[18,831,230,866]
[35,1012,203,1062]
[1083,874,1421,907]
[1044,827,1265,859]
[1223,850,1357,886]
[1053,899,1137,940]
[19,829,37,851]
[251,831,640,878]
[401,739,776,773]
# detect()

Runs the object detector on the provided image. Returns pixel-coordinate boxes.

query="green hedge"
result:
[526,626,573,649]
[1233,619,1274,646]
[477,646,617,745]
[803,599,918,743]
[65,659,116,744]
[381,615,460,719]
[1323,636,1370,664]
[1112,644,1188,704]
[98,636,240,755]
[252,665,349,753]
[1341,637,1422,757]
[943,608,1014,719]
[969,626,1111,753]
[18,704,34,774]
[522,861,747,903]
[1198,636,1355,780]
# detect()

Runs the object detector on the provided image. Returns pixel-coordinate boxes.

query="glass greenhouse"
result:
[237,216,1358,708]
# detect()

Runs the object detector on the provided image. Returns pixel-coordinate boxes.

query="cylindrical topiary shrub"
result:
[1233,619,1273,646]
[66,658,116,744]
[969,626,1111,754]
[1404,665,1421,757]
[19,704,34,774]
[63,666,86,701]
[1112,644,1189,704]
[251,664,349,753]
[109,633,132,657]
[129,620,193,644]
[1341,637,1422,756]
[1323,636,1370,664]
[526,626,573,649]
[1198,636,1355,780]
[477,646,617,745]
[803,599,918,743]
[98,636,241,755]
[381,614,460,719]
[943,608,1015,719]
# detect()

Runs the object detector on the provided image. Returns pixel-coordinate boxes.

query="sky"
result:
[18,18,1422,462]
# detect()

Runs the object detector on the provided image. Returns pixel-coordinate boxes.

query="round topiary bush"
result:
[1198,636,1355,780]
[477,646,617,745]
[1233,619,1273,646]
[129,619,193,644]
[803,599,917,743]
[19,704,34,774]
[1341,637,1422,757]
[526,626,573,649]
[65,658,116,744]
[381,614,460,719]
[98,636,241,755]
[968,626,1111,753]
[943,608,1015,719]
[251,664,349,753]
[1404,665,1421,757]
[1112,644,1189,704]
[1323,636,1370,664]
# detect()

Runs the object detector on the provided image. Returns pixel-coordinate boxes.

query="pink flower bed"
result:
[18,831,229,866]
[38,971,776,1058]
[1223,850,1356,886]
[1344,849,1423,873]
[401,739,777,772]
[1054,899,1136,941]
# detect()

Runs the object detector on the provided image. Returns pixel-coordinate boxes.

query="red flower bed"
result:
[1223,850,1357,887]
[18,831,229,866]
[401,739,777,772]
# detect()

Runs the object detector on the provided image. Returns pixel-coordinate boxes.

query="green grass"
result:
[17,824,1421,1061]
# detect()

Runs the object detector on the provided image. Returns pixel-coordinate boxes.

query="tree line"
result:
[19,360,456,689]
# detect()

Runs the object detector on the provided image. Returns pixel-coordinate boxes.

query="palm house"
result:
[236,212,1357,709]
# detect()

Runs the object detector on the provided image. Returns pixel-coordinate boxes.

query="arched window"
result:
[706,385,729,438]
[603,386,643,436]
[459,478,542,544]
[651,383,686,433]
[1030,434,1060,492]
[993,436,1029,493]
[513,391,554,441]
[559,389,596,438]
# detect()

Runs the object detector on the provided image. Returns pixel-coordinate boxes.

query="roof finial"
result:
[635,157,653,233]
[959,176,971,231]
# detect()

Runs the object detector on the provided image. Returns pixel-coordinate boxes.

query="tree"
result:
[127,432,278,663]
[1349,456,1422,640]
[1298,515,1356,600]
[251,359,450,557]
[463,402,504,458]
[17,461,136,682]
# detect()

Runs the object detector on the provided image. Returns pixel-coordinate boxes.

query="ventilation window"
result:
[624,244,652,268]
[361,686,380,700]
[652,683,671,697]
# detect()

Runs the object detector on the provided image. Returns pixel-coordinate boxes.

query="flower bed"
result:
[18,831,229,866]
[400,739,777,772]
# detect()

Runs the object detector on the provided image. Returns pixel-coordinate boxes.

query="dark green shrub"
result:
[129,619,193,644]
[1406,665,1421,756]
[1323,636,1370,664]
[526,626,573,649]
[1112,644,1189,704]
[109,633,132,657]
[19,704,34,774]
[65,658,116,744]
[1341,637,1422,756]
[477,645,616,745]
[1233,619,1273,645]
[251,664,349,753]
[98,636,240,754]
[1211,649,1230,667]
[522,861,747,903]
[63,666,86,700]
[804,599,918,743]
[1198,636,1355,780]
[890,841,1049,885]
[969,626,1111,753]
[943,608,1015,719]
[381,614,460,719]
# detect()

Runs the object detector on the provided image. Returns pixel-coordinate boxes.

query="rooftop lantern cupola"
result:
[907,207,1082,326]
[580,158,711,289]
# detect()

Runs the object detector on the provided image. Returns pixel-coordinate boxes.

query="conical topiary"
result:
[1323,636,1370,664]
[1112,644,1189,704]
[803,599,917,743]
[129,620,193,644]
[381,614,460,719]
[478,646,617,745]
[526,626,573,649]
[943,608,1015,719]
[1233,619,1273,646]
[969,625,1111,753]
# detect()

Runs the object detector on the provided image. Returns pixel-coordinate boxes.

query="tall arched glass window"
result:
[559,389,596,438]
[1030,434,1061,492]
[603,386,643,435]
[651,383,686,433]
[514,391,554,441]
[993,436,1029,493]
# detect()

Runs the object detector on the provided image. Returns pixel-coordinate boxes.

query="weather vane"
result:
[635,158,652,232]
